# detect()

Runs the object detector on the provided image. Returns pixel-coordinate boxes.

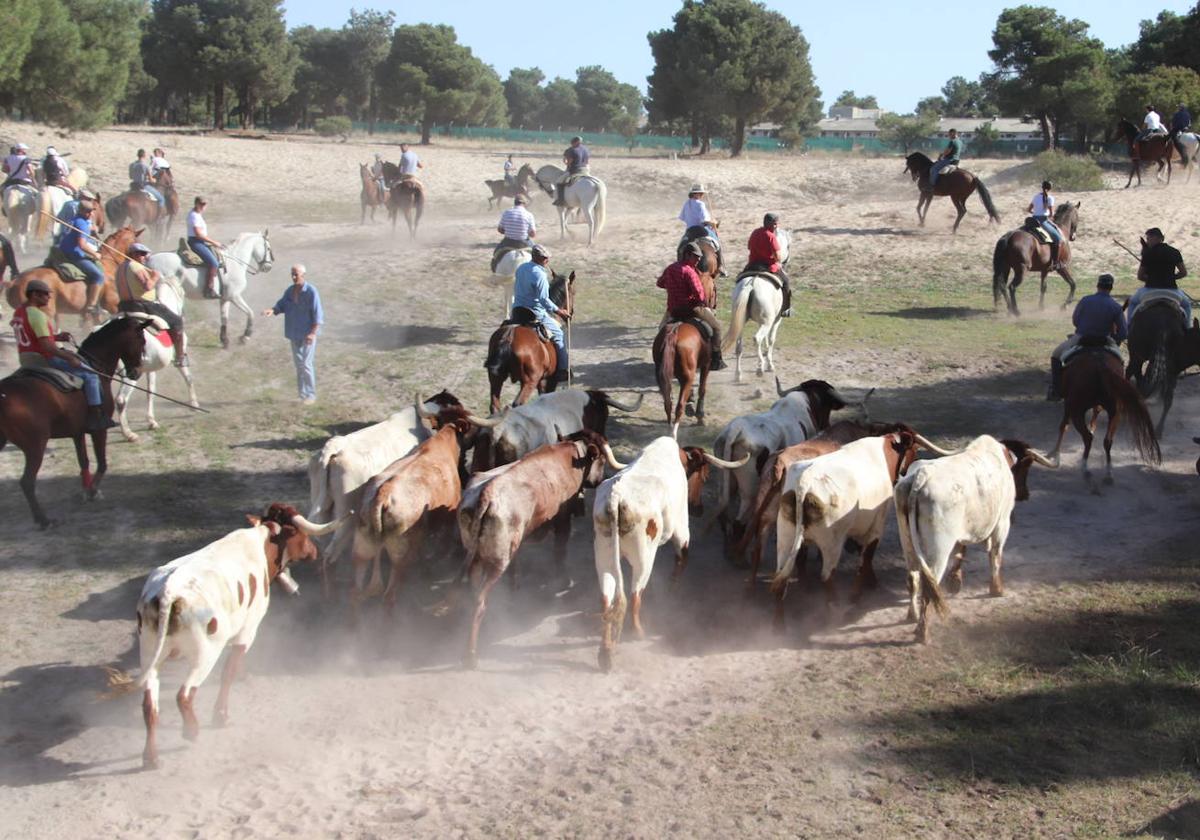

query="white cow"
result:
[468,388,643,471]
[134,503,339,769]
[770,430,947,628]
[894,435,1055,643]
[307,391,460,587]
[712,378,861,542]
[592,437,748,672]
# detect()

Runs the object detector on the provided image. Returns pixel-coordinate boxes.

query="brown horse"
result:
[1046,349,1161,489]
[485,163,536,209]
[0,232,16,284]
[1115,118,1174,187]
[360,163,385,223]
[0,316,149,528]
[105,170,176,245]
[388,179,424,238]
[1125,303,1200,437]
[5,226,142,325]
[653,321,710,433]
[992,201,1080,316]
[484,271,575,412]
[903,152,1003,233]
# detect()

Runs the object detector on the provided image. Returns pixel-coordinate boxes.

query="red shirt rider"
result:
[657,253,706,314]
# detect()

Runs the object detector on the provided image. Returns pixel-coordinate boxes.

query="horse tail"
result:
[657,325,678,422]
[1101,363,1162,464]
[592,179,606,238]
[976,178,1002,223]
[485,327,513,380]
[723,278,752,352]
[0,234,16,281]
[1141,332,1170,400]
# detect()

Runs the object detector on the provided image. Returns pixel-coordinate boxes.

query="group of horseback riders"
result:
[1046,226,1189,400]
[1137,103,1192,154]
[370,143,423,195]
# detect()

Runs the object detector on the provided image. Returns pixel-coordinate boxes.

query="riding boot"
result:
[204,267,219,299]
[84,282,102,315]
[554,183,565,207]
[1046,358,1063,402]
[710,328,728,371]
[169,328,188,366]
[86,404,117,432]
[1049,241,1061,271]
[781,280,793,318]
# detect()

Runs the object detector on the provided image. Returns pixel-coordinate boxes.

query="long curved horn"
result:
[913,433,959,457]
[603,393,644,412]
[602,443,627,470]
[463,412,504,428]
[704,452,751,470]
[775,376,787,397]
[291,512,343,537]
[1028,448,1059,468]
[414,393,438,419]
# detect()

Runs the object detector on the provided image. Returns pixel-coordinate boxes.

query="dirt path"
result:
[2,123,1199,837]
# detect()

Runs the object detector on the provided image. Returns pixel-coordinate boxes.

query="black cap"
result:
[1097,273,1114,289]
[763,212,780,226]
[683,242,702,257]
[1146,227,1165,238]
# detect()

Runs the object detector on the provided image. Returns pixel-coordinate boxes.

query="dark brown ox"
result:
[457,428,624,668]
[347,402,478,617]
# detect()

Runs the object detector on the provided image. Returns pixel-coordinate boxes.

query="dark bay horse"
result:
[904,152,1002,233]
[0,232,16,284]
[485,163,536,209]
[105,170,177,245]
[388,179,424,238]
[484,271,575,412]
[992,201,1080,316]
[1126,303,1200,437]
[1047,350,1160,489]
[360,163,385,223]
[653,320,710,433]
[0,316,149,527]
[6,226,142,325]
[1114,118,1174,187]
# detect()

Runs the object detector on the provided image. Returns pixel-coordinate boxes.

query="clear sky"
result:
[283,0,1195,114]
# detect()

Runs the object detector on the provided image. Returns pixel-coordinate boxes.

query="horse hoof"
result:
[684,403,696,417]
[1103,475,1114,486]
[220,340,230,350]
[189,401,200,410]
[695,416,706,426]
[148,421,159,431]
[239,335,250,345]
[125,433,140,443]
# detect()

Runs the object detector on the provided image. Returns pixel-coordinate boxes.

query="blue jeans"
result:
[290,337,317,400]
[71,257,105,286]
[1033,215,1062,243]
[1128,287,1192,326]
[142,185,164,206]
[539,316,567,371]
[188,237,220,269]
[48,356,101,405]
[929,158,957,185]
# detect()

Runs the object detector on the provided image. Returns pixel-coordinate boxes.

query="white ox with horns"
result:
[711,379,868,541]
[894,435,1056,644]
[469,389,644,471]
[133,503,340,769]
[306,391,460,586]
[592,436,749,672]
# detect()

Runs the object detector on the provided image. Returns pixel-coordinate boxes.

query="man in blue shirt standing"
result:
[1047,273,1126,400]
[512,244,569,382]
[262,264,324,404]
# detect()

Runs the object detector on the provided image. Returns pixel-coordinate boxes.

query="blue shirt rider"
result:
[1047,274,1125,400]
[928,128,962,189]
[58,201,107,313]
[512,244,569,381]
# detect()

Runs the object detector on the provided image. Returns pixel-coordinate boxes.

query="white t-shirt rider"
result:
[1031,191,1054,218]
[187,209,207,239]
[1144,110,1163,132]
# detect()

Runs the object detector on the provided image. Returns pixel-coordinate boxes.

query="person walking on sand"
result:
[262,264,323,404]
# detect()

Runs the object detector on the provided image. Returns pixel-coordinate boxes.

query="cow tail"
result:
[485,327,512,378]
[768,489,806,595]
[907,490,947,618]
[603,491,626,628]
[308,444,341,522]
[976,178,1001,223]
[369,485,388,537]
[723,278,751,352]
[1103,364,1162,464]
[137,591,178,688]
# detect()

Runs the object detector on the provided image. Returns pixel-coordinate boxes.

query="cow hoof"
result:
[124,432,140,443]
[148,420,160,431]
[946,575,963,595]
[597,648,613,673]
[220,339,230,350]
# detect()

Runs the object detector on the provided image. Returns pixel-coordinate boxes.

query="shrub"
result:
[314,116,352,138]
[971,121,1001,156]
[1025,149,1105,191]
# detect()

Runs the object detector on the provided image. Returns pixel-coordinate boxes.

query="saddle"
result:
[490,243,529,274]
[177,238,205,267]
[503,307,552,342]
[939,164,958,177]
[44,247,87,282]
[666,314,714,342]
[1022,217,1054,244]
[1062,336,1122,366]
[7,363,82,392]
[1129,290,1188,325]
[737,265,783,289]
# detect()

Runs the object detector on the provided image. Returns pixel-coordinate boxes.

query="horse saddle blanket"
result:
[394,177,423,193]
[737,268,783,289]
[491,244,529,274]
[176,238,223,270]
[44,248,87,282]
[937,164,958,177]
[666,316,714,341]
[502,310,552,342]
[8,364,82,392]
[1130,290,1188,325]
[1022,217,1054,243]
[1062,338,1122,366]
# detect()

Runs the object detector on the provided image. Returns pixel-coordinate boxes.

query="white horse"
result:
[723,229,792,383]
[147,230,274,347]
[115,279,200,442]
[488,248,531,316]
[1174,132,1200,183]
[34,167,89,241]
[2,184,38,254]
[533,165,607,246]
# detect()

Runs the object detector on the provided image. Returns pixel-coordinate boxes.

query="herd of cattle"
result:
[126,376,1059,769]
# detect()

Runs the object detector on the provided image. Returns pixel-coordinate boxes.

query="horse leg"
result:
[1048,406,1070,466]
[18,439,51,528]
[1038,269,1049,311]
[559,207,568,240]
[1157,374,1176,439]
[676,374,692,424]
[1071,409,1094,486]
[512,377,536,407]
[733,336,744,383]
[219,299,231,349]
[951,197,966,234]
[1059,265,1076,309]
[1126,160,1136,189]
[1009,266,1024,317]
[88,429,108,499]
[71,434,94,501]
[695,366,709,425]
[178,351,200,409]
[116,378,138,443]
[765,317,782,373]
[231,292,254,343]
[146,370,159,431]
[915,195,926,227]
[1103,410,1119,486]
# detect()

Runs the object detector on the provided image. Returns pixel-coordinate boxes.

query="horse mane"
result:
[907,151,933,166]
[79,315,135,352]
[1053,201,1076,224]
[549,272,570,308]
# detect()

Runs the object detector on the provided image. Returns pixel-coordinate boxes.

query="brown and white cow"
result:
[457,428,623,667]
[135,503,339,769]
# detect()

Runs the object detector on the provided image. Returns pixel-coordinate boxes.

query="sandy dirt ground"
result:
[1,120,1199,838]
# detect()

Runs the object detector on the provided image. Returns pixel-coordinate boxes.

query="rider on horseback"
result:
[927,128,962,190]
[187,196,223,299]
[512,244,570,383]
[504,154,515,186]
[493,195,536,267]
[1138,105,1167,146]
[11,278,114,430]
[1027,181,1063,271]
[398,143,422,182]
[129,149,165,207]
[1171,103,1192,158]
[371,153,387,195]
[41,146,73,193]
[60,200,108,315]
[2,143,36,189]
[554,136,590,207]
[678,183,723,276]
[1127,227,1190,326]
[1047,274,1126,401]
[116,243,187,367]
[658,242,727,371]
[744,212,792,317]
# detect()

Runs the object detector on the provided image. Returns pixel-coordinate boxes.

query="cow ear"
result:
[246,514,261,526]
